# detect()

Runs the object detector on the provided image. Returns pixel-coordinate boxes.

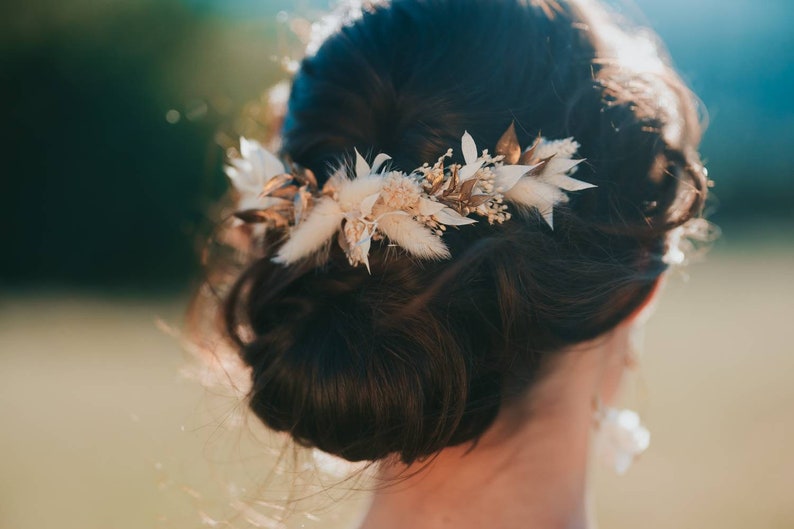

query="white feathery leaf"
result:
[229,157,251,170]
[534,137,581,160]
[541,157,584,177]
[371,153,392,174]
[378,214,451,259]
[360,192,380,217]
[239,137,260,159]
[504,178,569,229]
[357,237,373,274]
[337,175,384,207]
[228,139,286,203]
[544,172,597,192]
[224,164,250,193]
[459,160,484,182]
[354,148,371,179]
[434,208,478,226]
[241,138,285,180]
[418,198,447,216]
[226,161,260,195]
[506,178,569,209]
[273,198,344,264]
[494,164,537,192]
[461,132,478,166]
[259,146,286,179]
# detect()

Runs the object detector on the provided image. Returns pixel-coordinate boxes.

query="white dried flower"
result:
[381,172,422,210]
[343,218,374,270]
[503,136,594,229]
[229,126,596,271]
[225,138,287,211]
[533,137,581,161]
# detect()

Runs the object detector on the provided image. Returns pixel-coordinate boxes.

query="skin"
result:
[357,280,663,529]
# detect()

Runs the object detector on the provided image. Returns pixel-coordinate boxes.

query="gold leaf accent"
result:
[294,167,319,191]
[234,209,290,228]
[293,187,312,225]
[459,178,479,199]
[259,173,293,197]
[496,122,521,165]
[448,165,459,192]
[518,135,543,165]
[270,185,299,199]
[428,170,446,195]
[233,210,266,223]
[468,194,492,208]
[526,154,555,177]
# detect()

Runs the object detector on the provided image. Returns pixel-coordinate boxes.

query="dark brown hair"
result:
[219,0,708,464]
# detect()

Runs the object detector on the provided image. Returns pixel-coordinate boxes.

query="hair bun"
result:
[228,253,502,463]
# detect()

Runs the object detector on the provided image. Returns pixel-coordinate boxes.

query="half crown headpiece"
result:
[225,124,596,272]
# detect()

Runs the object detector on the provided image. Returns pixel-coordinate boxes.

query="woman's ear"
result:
[627,275,666,326]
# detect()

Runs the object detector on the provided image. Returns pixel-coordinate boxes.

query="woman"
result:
[200,0,711,527]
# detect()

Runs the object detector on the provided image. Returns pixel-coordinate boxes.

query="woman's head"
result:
[221,0,709,464]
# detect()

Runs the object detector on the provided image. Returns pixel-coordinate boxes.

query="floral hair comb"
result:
[225,124,596,271]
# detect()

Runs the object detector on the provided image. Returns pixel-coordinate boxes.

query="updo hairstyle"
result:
[221,0,709,464]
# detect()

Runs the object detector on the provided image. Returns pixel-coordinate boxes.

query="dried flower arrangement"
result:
[225,124,596,271]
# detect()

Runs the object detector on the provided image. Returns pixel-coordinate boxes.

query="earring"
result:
[593,397,651,475]
[592,323,650,475]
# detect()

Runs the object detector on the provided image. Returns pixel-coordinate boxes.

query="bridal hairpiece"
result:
[225,124,596,271]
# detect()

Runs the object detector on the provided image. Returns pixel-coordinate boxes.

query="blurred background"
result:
[1,0,792,528]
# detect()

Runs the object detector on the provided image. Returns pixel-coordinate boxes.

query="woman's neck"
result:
[357,336,619,529]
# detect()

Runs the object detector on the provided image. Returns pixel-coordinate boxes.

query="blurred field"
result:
[1,239,793,529]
